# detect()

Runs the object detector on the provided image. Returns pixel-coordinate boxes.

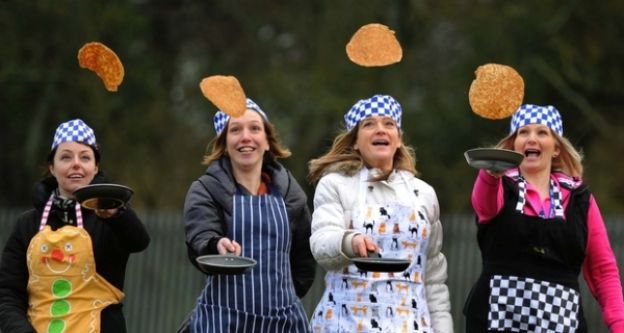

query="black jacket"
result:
[0,172,150,333]
[183,156,316,298]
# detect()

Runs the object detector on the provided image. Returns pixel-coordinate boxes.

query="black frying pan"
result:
[351,251,411,272]
[196,254,257,275]
[74,183,134,210]
[464,148,524,173]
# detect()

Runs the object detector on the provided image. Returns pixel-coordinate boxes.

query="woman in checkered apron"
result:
[463,104,624,332]
[181,98,314,333]
[308,95,454,333]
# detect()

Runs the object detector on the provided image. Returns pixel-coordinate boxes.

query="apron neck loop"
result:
[358,168,418,207]
[515,175,564,218]
[39,193,83,231]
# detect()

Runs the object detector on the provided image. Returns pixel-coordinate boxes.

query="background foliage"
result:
[2,0,623,213]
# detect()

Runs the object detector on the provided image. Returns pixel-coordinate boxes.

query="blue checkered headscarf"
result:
[510,104,563,136]
[344,94,402,131]
[51,119,97,151]
[213,98,268,135]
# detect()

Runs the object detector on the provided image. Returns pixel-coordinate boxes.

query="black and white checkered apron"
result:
[190,186,310,333]
[488,275,579,332]
[463,176,590,333]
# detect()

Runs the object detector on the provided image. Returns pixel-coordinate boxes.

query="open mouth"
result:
[372,139,389,146]
[238,147,255,153]
[524,149,541,158]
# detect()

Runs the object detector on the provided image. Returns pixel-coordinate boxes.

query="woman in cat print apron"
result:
[308,94,454,333]
[0,119,150,333]
[183,98,315,333]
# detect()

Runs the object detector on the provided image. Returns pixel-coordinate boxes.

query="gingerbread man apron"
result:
[26,194,123,333]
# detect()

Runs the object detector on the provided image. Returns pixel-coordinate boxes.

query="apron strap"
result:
[550,179,564,218]
[357,168,369,207]
[515,175,564,219]
[39,193,83,231]
[358,168,420,208]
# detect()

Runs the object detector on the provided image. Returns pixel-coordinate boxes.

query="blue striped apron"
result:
[190,185,311,333]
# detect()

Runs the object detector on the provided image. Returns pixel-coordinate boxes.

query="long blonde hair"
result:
[202,118,291,166]
[495,131,584,177]
[307,126,417,183]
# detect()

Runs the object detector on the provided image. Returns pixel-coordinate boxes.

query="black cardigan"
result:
[0,172,150,333]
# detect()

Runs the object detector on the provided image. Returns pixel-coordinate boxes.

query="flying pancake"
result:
[346,23,403,67]
[468,63,524,119]
[199,75,247,117]
[78,42,124,92]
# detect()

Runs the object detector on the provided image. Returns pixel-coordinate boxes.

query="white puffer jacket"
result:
[309,168,454,333]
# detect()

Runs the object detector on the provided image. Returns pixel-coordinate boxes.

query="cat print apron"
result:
[312,169,433,333]
[190,185,310,333]
[26,194,124,333]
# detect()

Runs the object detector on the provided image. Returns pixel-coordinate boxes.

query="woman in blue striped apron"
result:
[307,95,454,333]
[182,98,315,333]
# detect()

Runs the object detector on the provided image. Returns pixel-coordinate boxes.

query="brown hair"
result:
[201,117,291,166]
[495,131,583,177]
[307,126,417,183]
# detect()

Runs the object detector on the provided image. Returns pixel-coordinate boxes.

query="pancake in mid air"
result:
[468,63,524,119]
[199,75,247,117]
[78,42,125,92]
[346,23,403,67]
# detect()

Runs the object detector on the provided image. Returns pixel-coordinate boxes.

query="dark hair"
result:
[46,143,101,174]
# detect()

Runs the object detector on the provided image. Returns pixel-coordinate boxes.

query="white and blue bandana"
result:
[51,119,97,150]
[510,104,563,136]
[344,94,402,130]
[213,98,268,135]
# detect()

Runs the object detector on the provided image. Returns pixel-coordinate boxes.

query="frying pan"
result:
[351,251,411,273]
[73,183,134,210]
[464,148,524,173]
[196,254,257,275]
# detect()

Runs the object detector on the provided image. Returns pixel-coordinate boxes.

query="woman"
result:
[0,118,150,333]
[308,94,454,333]
[463,104,624,332]
[183,98,315,332]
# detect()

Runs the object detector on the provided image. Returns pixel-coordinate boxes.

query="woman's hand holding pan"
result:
[217,238,241,256]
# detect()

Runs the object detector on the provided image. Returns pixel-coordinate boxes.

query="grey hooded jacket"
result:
[183,156,315,298]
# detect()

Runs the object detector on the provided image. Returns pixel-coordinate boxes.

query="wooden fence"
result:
[1,209,622,332]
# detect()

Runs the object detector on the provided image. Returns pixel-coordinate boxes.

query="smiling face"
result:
[27,226,92,278]
[39,237,77,274]
[514,124,560,174]
[49,141,99,198]
[354,116,401,172]
[226,109,269,173]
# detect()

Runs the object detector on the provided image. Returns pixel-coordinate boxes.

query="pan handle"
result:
[367,250,381,258]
